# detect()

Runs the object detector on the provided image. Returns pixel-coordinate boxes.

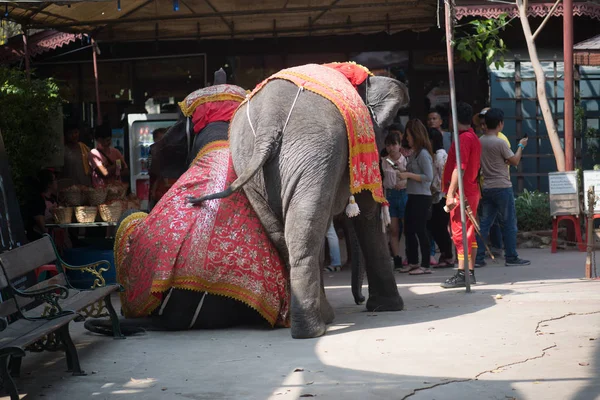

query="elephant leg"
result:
[285,203,332,339]
[341,216,366,305]
[319,242,335,325]
[157,289,263,330]
[351,192,404,312]
[155,289,207,330]
[191,294,264,329]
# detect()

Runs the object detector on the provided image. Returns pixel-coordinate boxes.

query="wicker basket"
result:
[98,202,123,222]
[84,187,108,206]
[106,184,128,201]
[52,207,73,224]
[59,187,83,206]
[75,206,98,223]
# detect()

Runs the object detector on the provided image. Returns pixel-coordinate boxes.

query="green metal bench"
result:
[0,235,123,400]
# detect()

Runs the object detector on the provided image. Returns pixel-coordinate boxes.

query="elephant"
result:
[88,84,290,335]
[188,63,409,338]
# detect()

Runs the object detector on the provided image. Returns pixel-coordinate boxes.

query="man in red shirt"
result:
[441,102,482,288]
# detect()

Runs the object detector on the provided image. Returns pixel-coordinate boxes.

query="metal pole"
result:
[92,38,103,126]
[22,32,30,83]
[444,0,471,292]
[564,0,574,171]
[585,186,595,279]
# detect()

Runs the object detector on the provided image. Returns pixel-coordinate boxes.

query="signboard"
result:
[583,170,600,214]
[548,172,580,216]
[549,171,578,195]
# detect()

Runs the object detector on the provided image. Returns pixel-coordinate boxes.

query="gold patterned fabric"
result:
[114,141,289,327]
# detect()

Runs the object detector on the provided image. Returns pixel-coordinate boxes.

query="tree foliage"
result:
[0,67,62,205]
[0,20,21,46]
[454,14,511,68]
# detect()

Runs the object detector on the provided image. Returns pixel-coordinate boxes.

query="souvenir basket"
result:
[125,194,142,211]
[52,207,73,224]
[75,206,98,223]
[59,186,83,206]
[106,183,128,201]
[84,187,108,206]
[98,201,123,223]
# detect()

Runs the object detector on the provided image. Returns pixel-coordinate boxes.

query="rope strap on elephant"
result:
[114,140,290,327]
[246,63,386,205]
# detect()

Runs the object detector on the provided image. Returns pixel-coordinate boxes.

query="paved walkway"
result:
[6,248,600,400]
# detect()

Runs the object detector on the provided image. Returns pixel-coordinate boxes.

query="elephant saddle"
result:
[247,62,386,204]
[115,140,290,327]
[178,84,248,134]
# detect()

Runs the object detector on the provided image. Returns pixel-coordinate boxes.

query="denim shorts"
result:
[386,189,408,219]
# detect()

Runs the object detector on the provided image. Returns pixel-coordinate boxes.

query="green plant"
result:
[586,127,600,165]
[0,67,62,205]
[454,13,512,68]
[515,189,552,231]
[575,102,585,134]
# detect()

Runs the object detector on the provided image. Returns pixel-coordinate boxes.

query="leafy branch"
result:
[0,67,63,205]
[453,14,513,68]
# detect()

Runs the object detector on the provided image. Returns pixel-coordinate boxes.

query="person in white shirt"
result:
[382,131,408,269]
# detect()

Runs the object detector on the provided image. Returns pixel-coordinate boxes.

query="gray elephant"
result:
[189,63,409,338]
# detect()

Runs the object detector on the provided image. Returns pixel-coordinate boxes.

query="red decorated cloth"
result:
[115,141,289,327]
[247,63,385,203]
[178,84,247,134]
[323,62,371,88]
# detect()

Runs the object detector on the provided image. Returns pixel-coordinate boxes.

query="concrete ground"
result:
[5,248,600,400]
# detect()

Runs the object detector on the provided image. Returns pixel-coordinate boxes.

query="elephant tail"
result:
[187,136,278,205]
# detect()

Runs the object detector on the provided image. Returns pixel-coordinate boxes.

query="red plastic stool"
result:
[34,264,59,281]
[551,215,585,253]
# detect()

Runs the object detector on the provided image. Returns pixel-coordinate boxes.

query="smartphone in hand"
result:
[385,158,399,170]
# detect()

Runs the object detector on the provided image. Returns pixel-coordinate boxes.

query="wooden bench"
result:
[0,235,123,400]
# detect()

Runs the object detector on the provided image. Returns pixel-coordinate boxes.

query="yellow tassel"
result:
[345,195,360,218]
[381,204,391,233]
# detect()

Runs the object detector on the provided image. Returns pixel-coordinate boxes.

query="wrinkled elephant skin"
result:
[226,76,409,338]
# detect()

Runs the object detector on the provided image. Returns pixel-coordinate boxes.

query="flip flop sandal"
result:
[398,264,419,273]
[409,267,433,275]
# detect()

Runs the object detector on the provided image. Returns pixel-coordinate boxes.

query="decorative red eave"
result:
[0,30,82,64]
[455,2,600,20]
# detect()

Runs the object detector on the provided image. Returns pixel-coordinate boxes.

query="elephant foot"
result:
[320,300,335,325]
[353,293,366,305]
[291,317,327,339]
[366,295,404,312]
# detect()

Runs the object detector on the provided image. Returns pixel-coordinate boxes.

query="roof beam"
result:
[93,16,433,42]
[92,0,154,35]
[26,1,421,29]
[8,3,80,24]
[23,3,52,20]
[201,0,234,33]
[312,0,342,25]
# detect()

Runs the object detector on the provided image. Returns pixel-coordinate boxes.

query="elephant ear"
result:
[364,76,409,132]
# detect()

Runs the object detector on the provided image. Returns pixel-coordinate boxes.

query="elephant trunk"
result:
[187,134,280,205]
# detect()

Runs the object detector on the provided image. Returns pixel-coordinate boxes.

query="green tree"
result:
[0,67,62,205]
[0,20,21,46]
[454,13,511,69]
[453,2,566,172]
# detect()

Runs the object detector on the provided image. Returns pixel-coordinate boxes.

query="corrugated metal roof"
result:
[3,0,439,42]
[575,34,600,50]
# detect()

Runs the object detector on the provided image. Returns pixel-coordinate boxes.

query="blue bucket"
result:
[62,244,117,289]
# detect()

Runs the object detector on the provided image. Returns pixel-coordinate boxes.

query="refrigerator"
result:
[127,113,178,210]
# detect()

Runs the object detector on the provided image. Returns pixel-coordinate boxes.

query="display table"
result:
[46,222,117,228]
